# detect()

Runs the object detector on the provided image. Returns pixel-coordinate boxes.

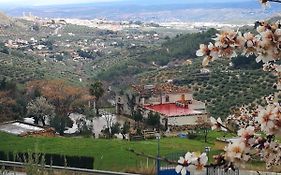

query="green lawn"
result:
[0,131,228,172]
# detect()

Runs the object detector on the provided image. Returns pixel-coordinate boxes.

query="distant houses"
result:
[116,83,208,128]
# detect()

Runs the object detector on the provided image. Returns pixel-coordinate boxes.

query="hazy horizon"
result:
[0,0,278,24]
[0,0,257,7]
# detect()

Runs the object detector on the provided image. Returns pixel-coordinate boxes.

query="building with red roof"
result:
[144,104,202,117]
[142,101,207,126]
[116,83,208,127]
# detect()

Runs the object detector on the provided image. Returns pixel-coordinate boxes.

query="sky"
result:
[0,0,255,6]
[1,0,116,6]
[0,0,122,6]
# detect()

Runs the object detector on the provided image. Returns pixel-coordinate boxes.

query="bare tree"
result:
[102,111,115,137]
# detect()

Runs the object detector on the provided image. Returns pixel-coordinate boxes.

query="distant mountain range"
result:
[1,0,281,23]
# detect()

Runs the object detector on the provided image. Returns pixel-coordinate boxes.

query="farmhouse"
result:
[117,83,208,126]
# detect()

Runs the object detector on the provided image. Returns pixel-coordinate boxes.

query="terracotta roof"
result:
[132,83,191,96]
[143,104,202,117]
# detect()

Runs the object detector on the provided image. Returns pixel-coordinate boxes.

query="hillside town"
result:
[3,13,165,63]
[0,0,281,175]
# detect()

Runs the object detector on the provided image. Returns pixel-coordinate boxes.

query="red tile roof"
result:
[143,104,202,117]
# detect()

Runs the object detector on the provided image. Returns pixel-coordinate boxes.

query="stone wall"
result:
[20,128,56,137]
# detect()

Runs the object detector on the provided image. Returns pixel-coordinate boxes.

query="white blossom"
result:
[225,140,250,165]
[175,152,194,175]
[210,117,227,131]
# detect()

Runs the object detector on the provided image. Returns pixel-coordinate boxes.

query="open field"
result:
[0,131,230,172]
[1,131,279,173]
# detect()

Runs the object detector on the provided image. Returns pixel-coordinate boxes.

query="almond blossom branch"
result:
[210,117,236,133]
[195,19,281,174]
[127,148,209,174]
[218,123,236,134]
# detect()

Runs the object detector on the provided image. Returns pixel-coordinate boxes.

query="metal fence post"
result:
[156,133,160,175]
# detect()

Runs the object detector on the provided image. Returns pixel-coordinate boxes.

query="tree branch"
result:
[268,0,281,3]
[215,122,236,134]
[127,148,227,168]
[126,148,179,165]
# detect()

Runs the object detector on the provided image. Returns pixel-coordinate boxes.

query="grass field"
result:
[0,131,229,172]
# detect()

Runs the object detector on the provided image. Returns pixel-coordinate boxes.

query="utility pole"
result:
[155,133,161,175]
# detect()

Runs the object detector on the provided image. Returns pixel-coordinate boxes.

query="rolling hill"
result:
[0,12,11,25]
[0,13,279,119]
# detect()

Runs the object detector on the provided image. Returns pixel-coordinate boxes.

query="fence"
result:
[239,170,281,175]
[0,160,140,175]
[159,152,189,175]
[207,167,239,175]
[0,151,94,169]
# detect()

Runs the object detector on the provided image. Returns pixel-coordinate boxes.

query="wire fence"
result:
[239,170,281,175]
[0,160,139,175]
[207,167,239,175]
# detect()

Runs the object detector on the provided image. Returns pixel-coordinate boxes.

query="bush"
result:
[187,131,198,139]
[146,112,160,129]
[50,116,73,135]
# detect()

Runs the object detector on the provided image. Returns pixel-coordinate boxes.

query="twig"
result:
[220,124,236,134]
[126,148,179,165]
[269,0,281,3]
[126,148,227,168]
[216,122,236,134]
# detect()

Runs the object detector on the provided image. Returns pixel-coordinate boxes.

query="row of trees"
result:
[97,28,218,86]
[0,78,105,135]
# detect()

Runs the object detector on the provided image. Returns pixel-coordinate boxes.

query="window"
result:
[165,95,169,102]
